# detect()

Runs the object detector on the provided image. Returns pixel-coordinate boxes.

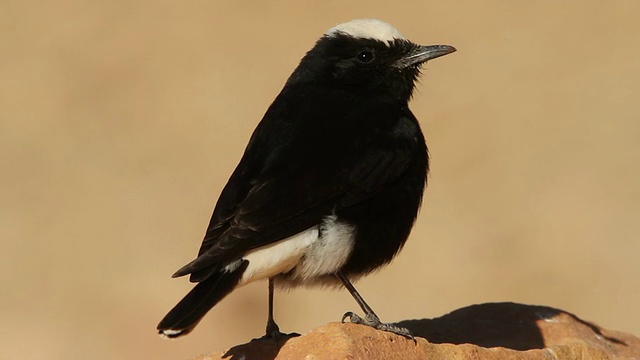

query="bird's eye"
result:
[356,50,375,63]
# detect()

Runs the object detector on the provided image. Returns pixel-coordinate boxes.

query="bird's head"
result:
[287,19,456,103]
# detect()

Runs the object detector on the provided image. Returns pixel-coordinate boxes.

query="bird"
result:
[157,18,455,339]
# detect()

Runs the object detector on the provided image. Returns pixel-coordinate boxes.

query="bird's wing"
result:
[172,120,420,280]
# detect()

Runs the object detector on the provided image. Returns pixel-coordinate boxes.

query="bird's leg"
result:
[261,278,300,340]
[335,271,414,340]
[264,277,284,338]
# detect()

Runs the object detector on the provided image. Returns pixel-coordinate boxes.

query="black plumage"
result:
[158,19,455,339]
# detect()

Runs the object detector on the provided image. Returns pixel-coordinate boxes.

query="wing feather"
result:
[174,87,423,281]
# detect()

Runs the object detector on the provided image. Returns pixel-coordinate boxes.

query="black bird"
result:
[157,19,455,339]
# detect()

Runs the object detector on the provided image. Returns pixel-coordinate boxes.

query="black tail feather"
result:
[189,265,218,283]
[157,260,248,338]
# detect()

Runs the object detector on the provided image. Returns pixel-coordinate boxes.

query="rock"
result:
[194,302,640,360]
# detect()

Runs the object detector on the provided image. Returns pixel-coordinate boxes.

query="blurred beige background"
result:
[1,1,639,359]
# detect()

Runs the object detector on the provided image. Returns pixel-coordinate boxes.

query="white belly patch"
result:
[234,215,356,286]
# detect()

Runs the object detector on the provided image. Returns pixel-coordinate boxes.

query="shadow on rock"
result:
[221,333,299,360]
[397,302,625,351]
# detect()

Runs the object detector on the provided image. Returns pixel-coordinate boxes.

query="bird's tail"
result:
[157,260,249,338]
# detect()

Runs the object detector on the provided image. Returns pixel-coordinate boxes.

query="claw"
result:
[341,311,415,341]
[341,311,356,323]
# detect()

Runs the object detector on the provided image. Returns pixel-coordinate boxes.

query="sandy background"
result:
[2,1,639,359]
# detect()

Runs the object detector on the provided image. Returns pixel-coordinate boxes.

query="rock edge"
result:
[193,302,640,360]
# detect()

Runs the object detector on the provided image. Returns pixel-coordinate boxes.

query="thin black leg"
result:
[335,272,379,318]
[265,277,281,337]
[262,278,300,340]
[335,271,414,340]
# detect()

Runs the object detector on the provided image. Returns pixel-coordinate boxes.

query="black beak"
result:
[397,44,456,68]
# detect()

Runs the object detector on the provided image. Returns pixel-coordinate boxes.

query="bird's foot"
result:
[341,311,415,341]
[260,320,299,340]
